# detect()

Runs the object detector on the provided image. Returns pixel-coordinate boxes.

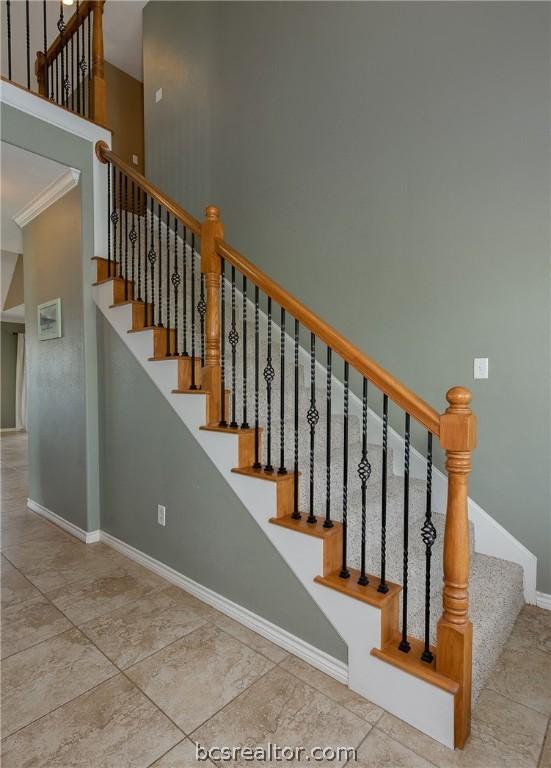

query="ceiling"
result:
[0,0,147,85]
[0,142,69,253]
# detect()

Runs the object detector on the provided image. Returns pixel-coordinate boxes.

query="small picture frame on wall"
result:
[37,298,62,341]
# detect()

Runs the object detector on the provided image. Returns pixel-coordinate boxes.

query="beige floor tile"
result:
[1,513,73,549]
[1,674,183,768]
[46,565,168,625]
[80,585,209,668]
[0,555,41,609]
[486,648,551,716]
[208,610,289,663]
[1,628,117,738]
[356,729,436,767]
[280,654,383,725]
[506,606,551,656]
[193,666,370,767]
[1,594,71,658]
[377,687,548,768]
[540,721,551,768]
[126,623,274,733]
[3,538,124,592]
[152,738,216,767]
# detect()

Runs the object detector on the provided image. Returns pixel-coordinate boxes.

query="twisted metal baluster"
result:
[182,227,188,355]
[118,169,123,283]
[278,308,286,474]
[137,188,142,301]
[306,333,319,524]
[157,203,163,327]
[292,318,300,518]
[324,347,333,527]
[6,0,12,81]
[129,183,137,300]
[110,165,118,278]
[219,259,227,426]
[43,0,48,98]
[172,219,180,355]
[253,286,261,467]
[124,175,129,300]
[421,432,436,663]
[399,412,412,653]
[165,210,172,355]
[189,233,198,388]
[340,361,350,578]
[143,192,148,316]
[240,275,249,429]
[75,0,80,112]
[79,5,87,116]
[25,0,30,89]
[148,196,157,326]
[264,297,275,471]
[107,162,111,276]
[378,394,390,593]
[57,1,65,104]
[358,377,371,585]
[228,266,238,427]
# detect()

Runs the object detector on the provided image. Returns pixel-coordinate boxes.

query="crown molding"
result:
[14,167,81,228]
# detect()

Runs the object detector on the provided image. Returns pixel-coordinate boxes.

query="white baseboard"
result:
[536,591,551,611]
[100,530,348,684]
[27,499,101,544]
[0,428,25,433]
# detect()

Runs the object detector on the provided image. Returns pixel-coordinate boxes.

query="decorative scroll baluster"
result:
[399,412,412,653]
[278,308,286,473]
[241,276,249,429]
[190,232,197,388]
[55,57,59,103]
[42,0,48,97]
[306,333,319,524]
[358,377,371,585]
[181,227,188,355]
[107,161,111,276]
[148,196,157,326]
[124,175,129,300]
[378,394,389,593]
[264,297,275,471]
[6,0,12,81]
[110,164,118,278]
[25,0,30,89]
[340,361,350,578]
[87,12,91,112]
[253,286,261,467]
[219,259,227,426]
[75,1,80,112]
[143,192,148,315]
[165,210,171,355]
[292,318,300,518]
[80,7,87,116]
[117,169,123,282]
[157,203,163,327]
[136,188,142,301]
[71,36,75,110]
[324,347,333,527]
[172,219,180,355]
[198,273,206,367]
[421,432,436,663]
[58,2,65,104]
[229,266,238,427]
[129,183,137,300]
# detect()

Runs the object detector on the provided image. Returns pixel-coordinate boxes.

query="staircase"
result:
[91,143,525,750]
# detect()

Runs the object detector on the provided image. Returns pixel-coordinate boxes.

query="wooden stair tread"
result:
[232,466,298,483]
[269,514,341,539]
[109,300,150,308]
[148,355,180,362]
[93,276,129,286]
[129,326,175,334]
[200,425,259,435]
[171,388,208,395]
[371,635,459,695]
[314,568,401,606]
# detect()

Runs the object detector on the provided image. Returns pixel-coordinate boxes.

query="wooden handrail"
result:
[216,239,441,434]
[96,143,202,235]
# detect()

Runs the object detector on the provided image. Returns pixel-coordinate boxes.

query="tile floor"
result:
[1,431,550,767]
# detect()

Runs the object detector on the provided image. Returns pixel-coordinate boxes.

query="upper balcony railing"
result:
[1,0,106,124]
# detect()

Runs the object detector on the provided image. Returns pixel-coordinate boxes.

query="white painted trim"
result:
[536,592,551,611]
[14,168,80,227]
[100,531,348,683]
[0,80,111,145]
[0,428,24,433]
[27,498,100,544]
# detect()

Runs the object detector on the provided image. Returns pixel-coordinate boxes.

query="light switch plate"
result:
[132,154,139,165]
[155,87,163,103]
[157,504,166,526]
[474,358,489,379]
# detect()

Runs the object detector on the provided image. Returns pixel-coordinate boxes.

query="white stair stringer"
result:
[94,280,456,749]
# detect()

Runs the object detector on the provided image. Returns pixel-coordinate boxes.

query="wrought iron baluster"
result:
[172,219,180,355]
[107,162,111,276]
[58,2,65,105]
[340,361,350,578]
[219,259,227,426]
[117,169,123,281]
[6,0,12,81]
[306,333,319,524]
[124,175,129,300]
[189,232,197,388]
[165,210,171,355]
[198,273,206,366]
[264,297,275,471]
[79,6,87,116]
[324,347,333,527]
[43,0,48,97]
[129,182,137,300]
[421,431,436,663]
[143,191,148,317]
[239,275,249,429]
[76,1,80,112]
[182,227,188,355]
[25,0,30,89]
[137,188,142,301]
[292,318,300,518]
[148,196,157,326]
[278,308,286,474]
[253,286,261,466]
[110,164,118,278]
[55,56,59,103]
[229,266,238,427]
[399,412,412,653]
[378,394,390,593]
[157,203,163,327]
[87,12,91,111]
[71,36,74,110]
[358,377,371,585]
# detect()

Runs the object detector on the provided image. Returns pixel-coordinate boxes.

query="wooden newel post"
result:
[90,0,107,125]
[436,386,476,749]
[35,52,47,96]
[201,205,224,425]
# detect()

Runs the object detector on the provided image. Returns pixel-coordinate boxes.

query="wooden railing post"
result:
[436,386,476,749]
[90,0,107,125]
[201,205,224,424]
[35,52,47,96]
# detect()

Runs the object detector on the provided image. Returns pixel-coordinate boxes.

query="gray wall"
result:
[97,312,347,661]
[23,187,87,529]
[143,1,551,592]
[1,321,25,428]
[1,102,101,531]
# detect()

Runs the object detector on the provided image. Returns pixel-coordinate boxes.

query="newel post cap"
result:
[440,386,477,452]
[205,205,220,221]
